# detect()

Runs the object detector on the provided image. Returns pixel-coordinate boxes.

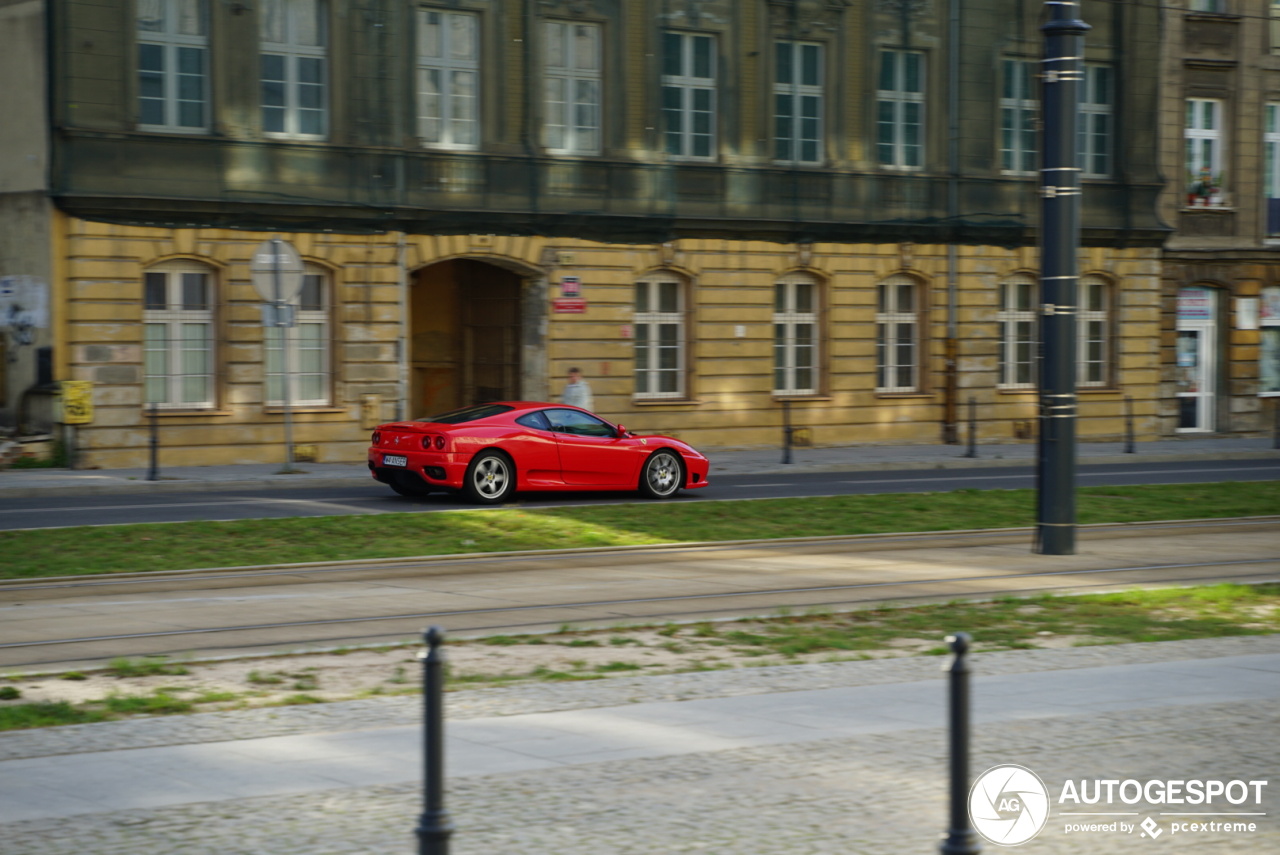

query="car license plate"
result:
[382,454,408,467]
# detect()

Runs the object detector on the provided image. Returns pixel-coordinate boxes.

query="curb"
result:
[0,450,1276,498]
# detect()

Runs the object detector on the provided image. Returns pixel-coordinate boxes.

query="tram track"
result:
[2,517,1277,672]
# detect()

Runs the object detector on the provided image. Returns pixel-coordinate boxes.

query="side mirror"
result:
[616,424,630,438]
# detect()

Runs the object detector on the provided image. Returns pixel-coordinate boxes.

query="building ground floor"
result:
[8,211,1273,469]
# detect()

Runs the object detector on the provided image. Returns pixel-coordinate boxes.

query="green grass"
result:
[107,657,189,678]
[1,481,1276,580]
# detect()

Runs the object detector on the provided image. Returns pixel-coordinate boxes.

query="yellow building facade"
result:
[59,213,1162,468]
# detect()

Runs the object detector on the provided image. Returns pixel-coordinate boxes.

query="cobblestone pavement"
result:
[2,637,1277,854]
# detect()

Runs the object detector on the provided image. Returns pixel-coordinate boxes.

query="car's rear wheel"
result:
[388,473,433,498]
[639,449,683,499]
[463,450,515,504]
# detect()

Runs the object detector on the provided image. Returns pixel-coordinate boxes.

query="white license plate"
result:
[382,454,408,467]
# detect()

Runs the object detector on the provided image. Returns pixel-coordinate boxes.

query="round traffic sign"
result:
[250,239,305,303]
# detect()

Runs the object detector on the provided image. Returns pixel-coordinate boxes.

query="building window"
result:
[265,268,330,406]
[1261,286,1280,397]
[774,274,819,395]
[774,41,823,165]
[876,274,920,393]
[144,261,215,409]
[634,276,685,399]
[136,0,209,131]
[544,21,601,154]
[1078,64,1112,178]
[1266,104,1280,234]
[662,32,716,160]
[1078,276,1110,387]
[417,10,480,149]
[1185,98,1224,206]
[260,0,327,138]
[1190,0,1225,11]
[998,275,1037,389]
[1271,1,1280,55]
[1000,59,1037,174]
[876,50,924,170]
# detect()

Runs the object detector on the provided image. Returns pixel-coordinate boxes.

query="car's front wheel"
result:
[463,450,515,504]
[639,449,683,499]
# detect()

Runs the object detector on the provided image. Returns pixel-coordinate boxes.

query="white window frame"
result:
[876,49,925,170]
[144,261,216,410]
[774,40,824,165]
[661,31,716,160]
[1078,276,1110,388]
[260,0,328,139]
[876,274,920,393]
[1078,64,1113,178]
[1266,103,1280,235]
[416,9,480,150]
[633,276,686,400]
[1271,1,1280,56]
[543,21,602,155]
[265,267,331,407]
[998,275,1038,389]
[1185,98,1225,207]
[774,274,819,396]
[136,0,209,132]
[1260,285,1280,397]
[1000,58,1038,175]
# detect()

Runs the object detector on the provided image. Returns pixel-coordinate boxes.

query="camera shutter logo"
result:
[970,764,1051,846]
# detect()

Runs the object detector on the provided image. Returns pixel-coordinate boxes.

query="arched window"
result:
[875,274,920,392]
[1078,275,1111,387]
[265,264,331,406]
[143,260,216,408]
[774,273,820,395]
[998,274,1037,389]
[634,273,687,399]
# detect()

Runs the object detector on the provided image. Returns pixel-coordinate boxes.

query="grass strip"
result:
[0,481,1276,580]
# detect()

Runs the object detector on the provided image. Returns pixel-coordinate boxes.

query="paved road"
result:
[2,458,1276,530]
[2,636,1276,853]
[4,520,1277,673]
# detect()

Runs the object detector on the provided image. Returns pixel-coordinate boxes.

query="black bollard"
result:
[416,626,454,855]
[781,399,793,464]
[1124,396,1135,454]
[963,397,978,459]
[147,402,160,481]
[939,632,982,855]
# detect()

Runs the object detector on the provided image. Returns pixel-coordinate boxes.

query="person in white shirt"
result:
[562,366,594,412]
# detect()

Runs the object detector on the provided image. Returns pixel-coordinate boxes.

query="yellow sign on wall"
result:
[60,381,94,425]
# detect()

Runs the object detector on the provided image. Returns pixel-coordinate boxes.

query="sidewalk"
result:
[1,435,1276,497]
[1,636,1276,853]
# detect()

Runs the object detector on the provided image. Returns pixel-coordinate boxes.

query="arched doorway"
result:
[410,259,524,417]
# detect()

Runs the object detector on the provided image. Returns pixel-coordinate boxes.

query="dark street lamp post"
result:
[1036,1,1089,555]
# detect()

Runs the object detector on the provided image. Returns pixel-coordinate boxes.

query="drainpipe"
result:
[942,0,961,444]
[397,232,409,421]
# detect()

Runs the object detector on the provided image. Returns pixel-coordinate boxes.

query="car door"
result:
[509,410,565,487]
[545,408,637,486]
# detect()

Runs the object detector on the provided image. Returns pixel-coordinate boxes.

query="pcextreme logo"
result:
[969,766,1269,846]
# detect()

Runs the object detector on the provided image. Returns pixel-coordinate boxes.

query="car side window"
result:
[515,411,552,431]
[545,408,615,437]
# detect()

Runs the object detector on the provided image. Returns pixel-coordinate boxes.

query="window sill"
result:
[873,391,933,399]
[773,395,832,402]
[630,398,701,406]
[141,408,233,417]
[1181,205,1233,212]
[997,387,1037,394]
[1078,386,1121,394]
[263,406,346,415]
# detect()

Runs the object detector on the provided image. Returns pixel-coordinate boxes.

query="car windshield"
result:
[417,404,514,424]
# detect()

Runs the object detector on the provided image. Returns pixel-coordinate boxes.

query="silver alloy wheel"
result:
[472,454,510,500]
[643,450,681,498]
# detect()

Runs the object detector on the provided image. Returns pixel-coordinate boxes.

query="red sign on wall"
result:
[553,297,587,314]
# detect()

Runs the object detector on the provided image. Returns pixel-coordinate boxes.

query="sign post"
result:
[251,239,305,473]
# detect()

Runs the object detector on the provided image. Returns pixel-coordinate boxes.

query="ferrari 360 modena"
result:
[367,402,710,503]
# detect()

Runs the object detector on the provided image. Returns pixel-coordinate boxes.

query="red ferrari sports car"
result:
[367,401,710,503]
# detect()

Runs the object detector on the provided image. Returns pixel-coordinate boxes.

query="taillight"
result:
[435,435,447,451]
[421,435,432,450]
[423,435,447,451]
[371,431,381,446]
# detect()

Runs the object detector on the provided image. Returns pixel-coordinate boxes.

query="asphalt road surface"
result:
[2,458,1277,531]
